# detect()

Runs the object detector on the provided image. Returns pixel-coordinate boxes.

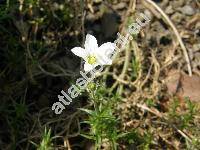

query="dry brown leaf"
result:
[165,69,200,103]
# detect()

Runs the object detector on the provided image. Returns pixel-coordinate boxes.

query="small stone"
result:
[193,44,200,52]
[165,5,174,15]
[94,0,102,4]
[180,5,195,16]
[144,9,153,20]
[171,12,183,23]
[86,13,96,21]
[53,2,59,10]
[172,0,184,8]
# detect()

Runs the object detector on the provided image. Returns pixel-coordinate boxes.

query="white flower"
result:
[71,34,115,72]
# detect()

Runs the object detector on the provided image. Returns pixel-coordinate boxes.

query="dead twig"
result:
[133,102,193,143]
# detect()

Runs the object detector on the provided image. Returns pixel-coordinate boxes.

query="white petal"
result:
[84,34,98,52]
[71,47,87,59]
[84,62,97,72]
[104,58,112,65]
[97,42,115,57]
[97,56,112,65]
[95,42,115,65]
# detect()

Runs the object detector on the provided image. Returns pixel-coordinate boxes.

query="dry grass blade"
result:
[143,0,192,76]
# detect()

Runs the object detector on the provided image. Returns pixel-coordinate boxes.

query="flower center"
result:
[87,55,97,65]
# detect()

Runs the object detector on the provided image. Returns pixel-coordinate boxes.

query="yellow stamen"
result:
[87,55,97,65]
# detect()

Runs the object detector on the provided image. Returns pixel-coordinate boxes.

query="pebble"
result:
[86,13,96,21]
[172,0,185,8]
[171,12,183,23]
[193,44,200,52]
[144,9,153,20]
[165,5,174,15]
[94,0,102,4]
[180,5,195,16]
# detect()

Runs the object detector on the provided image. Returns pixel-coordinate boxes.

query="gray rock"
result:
[180,5,195,16]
